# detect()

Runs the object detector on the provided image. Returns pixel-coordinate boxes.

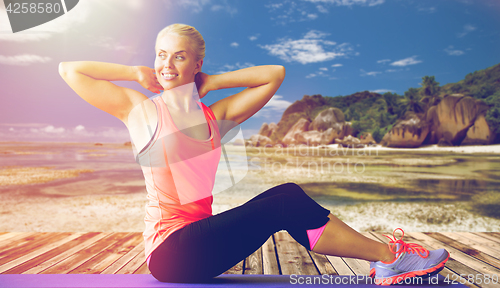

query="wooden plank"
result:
[274,231,318,275]
[426,233,500,269]
[443,259,483,288]
[134,262,150,274]
[472,232,500,245]
[0,232,27,244]
[405,232,500,288]
[460,233,500,254]
[262,234,279,275]
[0,233,41,258]
[370,232,481,288]
[116,248,146,274]
[0,233,69,265]
[22,232,109,274]
[223,259,244,274]
[69,233,142,274]
[0,233,83,273]
[444,233,500,261]
[325,256,353,275]
[41,232,129,274]
[100,240,145,274]
[309,251,337,275]
[244,246,262,274]
[342,257,369,275]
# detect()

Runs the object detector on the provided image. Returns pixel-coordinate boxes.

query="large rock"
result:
[295,124,352,146]
[291,108,351,146]
[382,112,429,148]
[462,114,492,145]
[249,134,273,147]
[426,94,491,145]
[310,107,345,131]
[258,122,278,138]
[335,135,365,148]
[282,118,310,146]
[359,133,377,145]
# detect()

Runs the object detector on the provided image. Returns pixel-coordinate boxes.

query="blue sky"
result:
[1,0,499,142]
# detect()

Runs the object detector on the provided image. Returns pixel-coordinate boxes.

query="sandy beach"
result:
[0,141,499,233]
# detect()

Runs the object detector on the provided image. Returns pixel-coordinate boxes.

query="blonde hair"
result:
[155,23,205,61]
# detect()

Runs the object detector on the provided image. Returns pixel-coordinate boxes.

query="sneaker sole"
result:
[370,251,450,286]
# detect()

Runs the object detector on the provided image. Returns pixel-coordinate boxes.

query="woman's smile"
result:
[154,34,202,90]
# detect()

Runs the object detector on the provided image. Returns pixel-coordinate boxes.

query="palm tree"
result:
[401,87,425,116]
[420,76,441,109]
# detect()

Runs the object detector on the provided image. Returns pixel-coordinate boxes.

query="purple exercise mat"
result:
[0,274,467,287]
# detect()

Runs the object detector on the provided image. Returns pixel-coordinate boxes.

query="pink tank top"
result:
[138,96,221,260]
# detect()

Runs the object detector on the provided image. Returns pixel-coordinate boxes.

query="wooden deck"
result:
[1,232,499,287]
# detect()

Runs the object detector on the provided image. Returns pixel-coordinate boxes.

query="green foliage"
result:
[485,91,500,143]
[372,127,383,143]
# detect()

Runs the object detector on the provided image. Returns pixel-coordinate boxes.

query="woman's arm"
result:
[200,65,285,124]
[58,61,162,124]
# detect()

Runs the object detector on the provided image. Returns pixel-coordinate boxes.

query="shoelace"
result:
[384,228,429,258]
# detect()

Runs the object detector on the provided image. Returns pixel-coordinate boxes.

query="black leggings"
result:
[148,182,331,283]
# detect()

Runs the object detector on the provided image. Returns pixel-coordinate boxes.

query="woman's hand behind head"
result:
[136,66,164,94]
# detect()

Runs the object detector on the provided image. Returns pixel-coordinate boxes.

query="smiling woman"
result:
[58,23,448,285]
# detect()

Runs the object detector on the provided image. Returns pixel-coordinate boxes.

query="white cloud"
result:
[42,125,65,133]
[319,67,328,71]
[307,13,318,19]
[0,0,90,42]
[444,45,464,56]
[306,73,316,78]
[164,0,236,15]
[249,34,260,41]
[259,30,354,64]
[304,30,330,39]
[304,0,385,7]
[263,95,292,111]
[2,124,130,142]
[377,59,391,64]
[215,62,255,74]
[230,42,239,47]
[390,56,422,67]
[316,5,328,13]
[360,69,381,76]
[91,36,136,54]
[370,89,393,94]
[211,3,237,15]
[254,95,292,118]
[418,6,436,13]
[266,3,283,10]
[457,24,476,38]
[172,0,210,13]
[75,125,85,132]
[0,54,51,66]
[331,63,343,67]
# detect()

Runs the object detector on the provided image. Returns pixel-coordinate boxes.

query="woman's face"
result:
[154,33,202,91]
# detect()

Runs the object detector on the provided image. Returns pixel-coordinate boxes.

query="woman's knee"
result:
[280,182,306,195]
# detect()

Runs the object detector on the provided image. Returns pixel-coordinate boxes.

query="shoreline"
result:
[2,141,500,155]
[320,144,500,154]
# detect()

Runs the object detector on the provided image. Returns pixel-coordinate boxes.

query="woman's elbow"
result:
[58,62,69,78]
[274,65,286,82]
